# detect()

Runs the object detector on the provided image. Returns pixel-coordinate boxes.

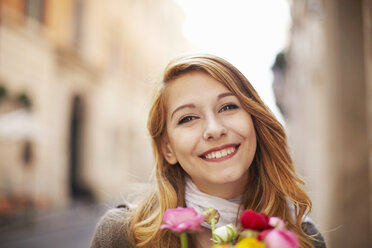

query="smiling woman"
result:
[161,71,257,199]
[90,54,326,248]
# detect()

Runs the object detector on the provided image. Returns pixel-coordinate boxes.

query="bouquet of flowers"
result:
[160,207,299,248]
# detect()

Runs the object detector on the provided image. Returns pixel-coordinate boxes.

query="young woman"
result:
[90,54,326,248]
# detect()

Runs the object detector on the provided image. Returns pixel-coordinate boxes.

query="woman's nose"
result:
[202,115,227,141]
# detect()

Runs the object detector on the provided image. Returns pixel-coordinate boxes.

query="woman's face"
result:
[162,71,257,199]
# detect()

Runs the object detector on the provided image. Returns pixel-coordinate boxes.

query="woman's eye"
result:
[178,116,197,125]
[219,104,239,112]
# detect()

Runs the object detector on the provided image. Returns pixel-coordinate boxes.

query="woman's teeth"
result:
[204,146,236,159]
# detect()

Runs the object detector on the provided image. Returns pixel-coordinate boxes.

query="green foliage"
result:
[17,93,32,109]
[0,85,7,100]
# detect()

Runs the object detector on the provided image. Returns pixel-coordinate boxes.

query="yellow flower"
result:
[235,237,265,248]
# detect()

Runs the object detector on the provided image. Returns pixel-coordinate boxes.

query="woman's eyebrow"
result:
[218,92,235,100]
[170,104,195,119]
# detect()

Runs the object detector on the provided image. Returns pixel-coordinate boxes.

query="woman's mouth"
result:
[200,144,240,162]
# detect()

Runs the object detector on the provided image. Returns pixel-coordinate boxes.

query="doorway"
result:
[68,95,93,202]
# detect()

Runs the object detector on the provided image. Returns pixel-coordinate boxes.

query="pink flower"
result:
[240,210,270,231]
[264,229,299,248]
[269,216,286,229]
[159,207,205,233]
[257,229,271,241]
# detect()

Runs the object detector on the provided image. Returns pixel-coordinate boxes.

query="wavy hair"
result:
[126,54,314,248]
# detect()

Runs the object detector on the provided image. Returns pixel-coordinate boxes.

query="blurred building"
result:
[273,0,371,247]
[0,0,191,218]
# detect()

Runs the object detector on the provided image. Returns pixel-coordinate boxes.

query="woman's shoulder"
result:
[302,217,327,248]
[90,205,134,248]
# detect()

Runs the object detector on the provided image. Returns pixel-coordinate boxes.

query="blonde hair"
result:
[126,54,314,248]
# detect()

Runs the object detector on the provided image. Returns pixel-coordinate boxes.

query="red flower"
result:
[240,210,269,231]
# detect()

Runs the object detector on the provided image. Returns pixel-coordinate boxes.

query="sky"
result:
[173,0,291,123]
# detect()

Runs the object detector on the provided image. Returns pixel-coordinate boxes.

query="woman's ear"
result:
[161,136,178,165]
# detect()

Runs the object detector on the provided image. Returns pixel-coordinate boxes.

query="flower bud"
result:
[211,244,235,248]
[202,207,220,225]
[213,224,238,244]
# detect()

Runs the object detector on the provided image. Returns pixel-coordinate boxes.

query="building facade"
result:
[273,0,372,247]
[0,0,191,216]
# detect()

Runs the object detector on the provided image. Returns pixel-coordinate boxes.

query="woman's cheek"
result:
[171,129,196,147]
